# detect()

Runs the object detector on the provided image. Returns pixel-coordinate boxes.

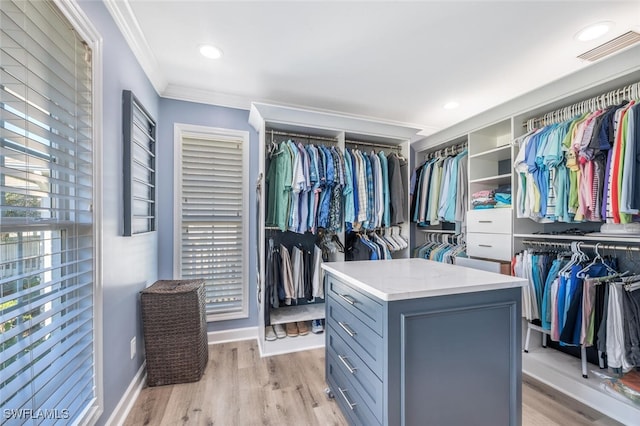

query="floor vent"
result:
[577,31,640,62]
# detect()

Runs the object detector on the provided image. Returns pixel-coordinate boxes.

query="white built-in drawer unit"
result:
[467,208,512,234]
[466,232,512,262]
[467,208,513,261]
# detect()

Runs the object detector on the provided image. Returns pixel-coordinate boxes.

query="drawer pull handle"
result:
[338,387,357,410]
[338,321,356,337]
[478,220,493,223]
[338,293,356,305]
[479,244,493,248]
[338,354,357,374]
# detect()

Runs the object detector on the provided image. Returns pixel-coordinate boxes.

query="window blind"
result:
[180,135,246,318]
[0,0,95,422]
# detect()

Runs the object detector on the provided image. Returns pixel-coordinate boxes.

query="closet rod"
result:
[522,239,640,253]
[345,140,402,151]
[523,80,640,131]
[424,142,467,160]
[268,129,338,143]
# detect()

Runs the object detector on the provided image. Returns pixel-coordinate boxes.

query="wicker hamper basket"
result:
[140,279,208,386]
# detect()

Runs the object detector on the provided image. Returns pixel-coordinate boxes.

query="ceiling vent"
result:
[577,30,640,62]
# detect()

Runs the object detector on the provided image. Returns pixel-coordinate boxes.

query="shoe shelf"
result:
[269,302,325,325]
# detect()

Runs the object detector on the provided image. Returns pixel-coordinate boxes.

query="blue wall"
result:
[77,2,259,423]
[157,99,259,332]
[77,1,159,424]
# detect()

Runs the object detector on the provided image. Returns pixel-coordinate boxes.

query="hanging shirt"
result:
[427,158,443,225]
[288,141,305,232]
[275,142,293,231]
[443,153,461,223]
[311,245,324,299]
[280,244,294,305]
[378,151,391,228]
[455,151,468,231]
[343,148,355,227]
[388,153,405,225]
[356,150,368,224]
[296,143,311,233]
[618,102,637,221]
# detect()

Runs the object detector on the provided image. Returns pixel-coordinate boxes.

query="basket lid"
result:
[141,279,205,294]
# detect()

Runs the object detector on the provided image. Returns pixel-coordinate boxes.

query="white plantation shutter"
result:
[0,0,96,422]
[178,130,248,319]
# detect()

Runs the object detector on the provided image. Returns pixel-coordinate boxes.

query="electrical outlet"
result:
[130,336,136,359]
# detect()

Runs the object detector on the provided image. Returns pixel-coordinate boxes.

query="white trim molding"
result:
[174,123,251,321]
[103,0,166,94]
[54,1,105,424]
[104,362,147,426]
[208,327,258,345]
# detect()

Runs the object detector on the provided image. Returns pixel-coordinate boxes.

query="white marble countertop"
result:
[321,258,526,301]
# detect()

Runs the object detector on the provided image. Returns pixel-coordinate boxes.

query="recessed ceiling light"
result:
[443,101,459,110]
[199,44,222,59]
[575,22,612,42]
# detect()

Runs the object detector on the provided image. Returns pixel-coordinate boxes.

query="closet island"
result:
[322,258,526,426]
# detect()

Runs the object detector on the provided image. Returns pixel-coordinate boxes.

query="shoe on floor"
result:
[297,321,310,336]
[285,322,299,337]
[274,323,286,339]
[265,326,277,341]
[311,319,324,334]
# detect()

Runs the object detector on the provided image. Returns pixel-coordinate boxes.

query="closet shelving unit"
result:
[411,136,466,241]
[467,119,514,262]
[249,102,420,357]
[511,78,640,425]
[412,65,640,425]
[468,120,513,190]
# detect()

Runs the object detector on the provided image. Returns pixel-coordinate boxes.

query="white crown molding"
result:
[103,0,166,94]
[162,83,434,141]
[162,83,253,111]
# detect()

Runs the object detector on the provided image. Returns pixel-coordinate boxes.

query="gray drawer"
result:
[327,352,382,426]
[327,299,384,374]
[327,327,383,417]
[327,276,384,337]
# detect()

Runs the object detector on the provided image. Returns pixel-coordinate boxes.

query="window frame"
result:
[0,0,103,423]
[173,123,250,321]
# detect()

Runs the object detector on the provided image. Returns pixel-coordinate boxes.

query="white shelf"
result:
[469,144,512,162]
[514,233,640,243]
[469,173,512,185]
[417,228,456,234]
[270,302,325,324]
[523,345,640,425]
[259,331,325,357]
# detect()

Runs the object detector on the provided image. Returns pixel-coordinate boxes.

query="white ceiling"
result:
[107,1,640,136]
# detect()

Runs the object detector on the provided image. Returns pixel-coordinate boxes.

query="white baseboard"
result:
[105,361,146,426]
[207,326,258,344]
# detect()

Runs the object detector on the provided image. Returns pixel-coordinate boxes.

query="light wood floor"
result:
[124,339,623,426]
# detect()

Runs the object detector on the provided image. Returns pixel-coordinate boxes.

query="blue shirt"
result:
[378,151,390,228]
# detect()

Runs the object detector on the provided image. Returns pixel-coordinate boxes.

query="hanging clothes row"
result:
[264,237,324,326]
[265,140,346,234]
[410,147,468,229]
[265,140,408,235]
[343,147,407,232]
[513,98,640,224]
[515,241,640,376]
[344,228,408,261]
[412,232,466,264]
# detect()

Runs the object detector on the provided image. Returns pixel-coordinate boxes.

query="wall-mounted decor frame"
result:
[123,90,156,236]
